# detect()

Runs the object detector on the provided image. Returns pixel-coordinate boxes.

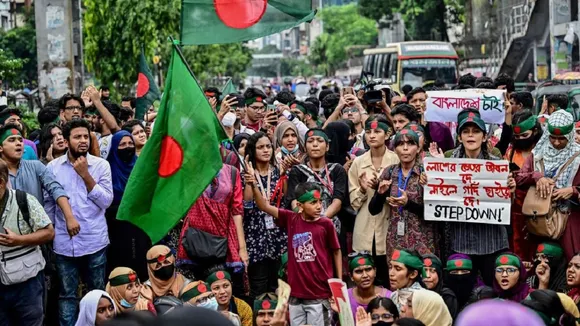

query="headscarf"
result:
[532,110,580,188]
[324,121,351,166]
[455,299,544,326]
[75,290,117,326]
[557,293,580,326]
[233,133,250,152]
[180,281,211,303]
[143,245,186,300]
[444,254,478,309]
[107,130,137,205]
[422,254,445,293]
[529,242,568,292]
[411,289,453,326]
[273,121,304,154]
[492,252,530,302]
[106,267,149,313]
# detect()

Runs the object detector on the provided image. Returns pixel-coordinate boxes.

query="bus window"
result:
[365,55,375,76]
[388,55,398,83]
[375,54,384,79]
[401,59,457,88]
[382,54,391,79]
[363,55,371,73]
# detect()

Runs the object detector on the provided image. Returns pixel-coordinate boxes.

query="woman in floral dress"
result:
[369,127,436,258]
[242,132,287,299]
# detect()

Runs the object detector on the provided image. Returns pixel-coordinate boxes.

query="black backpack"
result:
[15,190,55,274]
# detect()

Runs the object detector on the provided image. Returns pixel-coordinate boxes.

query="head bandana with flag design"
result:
[0,128,21,144]
[391,249,423,271]
[297,189,321,203]
[206,270,232,286]
[536,242,564,259]
[349,254,375,272]
[532,110,580,188]
[253,299,278,312]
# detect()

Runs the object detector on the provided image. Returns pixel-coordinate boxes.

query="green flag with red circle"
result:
[180,0,317,45]
[117,46,227,243]
[135,49,161,120]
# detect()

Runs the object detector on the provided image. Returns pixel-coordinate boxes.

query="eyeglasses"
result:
[65,106,83,112]
[371,313,393,322]
[342,108,359,114]
[249,105,265,111]
[495,267,518,275]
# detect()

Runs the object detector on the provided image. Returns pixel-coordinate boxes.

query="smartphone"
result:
[344,86,355,95]
[267,104,276,112]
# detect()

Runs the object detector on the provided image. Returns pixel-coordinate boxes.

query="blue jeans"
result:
[56,247,107,326]
[0,271,44,326]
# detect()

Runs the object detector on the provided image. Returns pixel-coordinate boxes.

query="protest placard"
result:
[328,278,355,326]
[425,89,506,124]
[423,158,511,225]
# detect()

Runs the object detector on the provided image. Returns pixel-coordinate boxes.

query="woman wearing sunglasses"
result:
[492,253,531,301]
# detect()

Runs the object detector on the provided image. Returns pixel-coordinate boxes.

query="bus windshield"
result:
[401,59,457,88]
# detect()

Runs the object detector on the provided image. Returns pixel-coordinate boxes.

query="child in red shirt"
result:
[247,165,342,326]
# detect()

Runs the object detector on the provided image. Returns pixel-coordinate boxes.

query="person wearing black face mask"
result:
[362,296,399,326]
[141,245,191,301]
[105,130,151,278]
[505,110,543,262]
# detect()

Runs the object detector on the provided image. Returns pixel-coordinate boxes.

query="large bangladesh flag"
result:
[180,0,317,45]
[117,45,227,243]
[135,49,161,120]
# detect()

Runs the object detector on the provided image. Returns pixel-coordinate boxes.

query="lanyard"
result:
[308,163,333,195]
[397,167,412,213]
[255,167,272,200]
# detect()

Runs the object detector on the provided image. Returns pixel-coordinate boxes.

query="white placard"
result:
[425,89,506,124]
[423,158,511,225]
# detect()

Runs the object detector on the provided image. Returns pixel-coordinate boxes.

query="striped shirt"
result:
[449,150,509,255]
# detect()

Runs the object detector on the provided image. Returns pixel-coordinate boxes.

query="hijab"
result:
[444,254,479,309]
[532,110,580,188]
[455,299,544,326]
[106,267,149,313]
[411,289,453,326]
[492,252,530,302]
[324,121,351,166]
[142,245,186,300]
[557,293,580,326]
[107,130,137,205]
[529,242,568,292]
[75,290,117,326]
[273,121,304,155]
[233,133,250,152]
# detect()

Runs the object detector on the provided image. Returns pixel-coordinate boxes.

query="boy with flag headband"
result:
[249,178,341,326]
[253,293,279,326]
[243,87,268,132]
[0,107,38,160]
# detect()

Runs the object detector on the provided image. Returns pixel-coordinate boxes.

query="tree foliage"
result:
[0,11,37,88]
[309,4,377,75]
[83,0,252,95]
[358,0,465,41]
[0,49,25,86]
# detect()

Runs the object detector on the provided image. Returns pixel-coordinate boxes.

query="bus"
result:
[362,41,459,93]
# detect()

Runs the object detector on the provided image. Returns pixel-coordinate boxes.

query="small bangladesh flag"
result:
[220,78,238,100]
[180,0,317,45]
[117,44,227,243]
[135,48,161,120]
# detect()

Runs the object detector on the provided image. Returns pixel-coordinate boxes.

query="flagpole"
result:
[169,36,248,171]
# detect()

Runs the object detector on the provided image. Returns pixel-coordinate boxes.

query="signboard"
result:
[424,158,511,225]
[425,89,506,124]
[402,59,455,67]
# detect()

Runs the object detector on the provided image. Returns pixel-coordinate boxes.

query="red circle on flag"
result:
[401,129,408,134]
[214,0,268,29]
[262,300,271,309]
[158,136,183,178]
[370,121,378,129]
[10,129,18,135]
[468,112,476,118]
[308,131,314,137]
[136,73,150,98]
[513,126,521,134]
[216,271,225,280]
[392,250,401,260]
[539,117,546,123]
[410,125,418,131]
[157,255,166,263]
[129,273,137,282]
[454,260,463,267]
[537,244,545,253]
[500,256,509,265]
[553,128,562,135]
[198,283,207,293]
[313,190,321,199]
[424,258,432,267]
[357,257,366,265]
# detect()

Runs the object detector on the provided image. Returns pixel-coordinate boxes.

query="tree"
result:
[0,10,37,88]
[0,49,25,86]
[358,0,465,41]
[83,0,252,96]
[309,4,377,75]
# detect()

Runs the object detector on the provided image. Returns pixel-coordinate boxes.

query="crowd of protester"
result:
[0,75,580,326]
